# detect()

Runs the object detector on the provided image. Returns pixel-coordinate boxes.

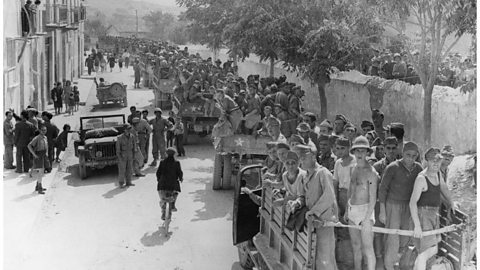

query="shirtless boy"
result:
[346,136,379,270]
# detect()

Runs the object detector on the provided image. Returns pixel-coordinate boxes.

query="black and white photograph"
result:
[1,0,478,269]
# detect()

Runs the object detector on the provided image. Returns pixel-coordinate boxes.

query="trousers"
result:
[152,132,166,160]
[4,144,14,168]
[138,134,148,163]
[16,145,31,172]
[175,134,185,155]
[384,200,412,269]
[118,157,133,184]
[315,226,338,270]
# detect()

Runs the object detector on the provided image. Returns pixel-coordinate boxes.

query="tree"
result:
[371,0,476,145]
[177,0,234,58]
[143,11,176,39]
[279,0,384,120]
[85,17,109,37]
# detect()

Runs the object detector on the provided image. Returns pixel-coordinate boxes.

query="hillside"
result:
[84,0,184,32]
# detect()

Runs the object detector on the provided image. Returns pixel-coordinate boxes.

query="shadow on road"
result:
[13,192,40,202]
[102,186,128,199]
[90,103,127,112]
[140,226,171,247]
[64,164,121,187]
[189,186,233,222]
[16,174,37,185]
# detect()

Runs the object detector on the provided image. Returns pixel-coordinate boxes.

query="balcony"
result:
[58,4,68,24]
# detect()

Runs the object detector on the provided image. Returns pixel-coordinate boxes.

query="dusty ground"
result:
[4,67,243,270]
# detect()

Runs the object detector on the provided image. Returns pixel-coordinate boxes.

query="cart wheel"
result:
[212,153,223,190]
[237,241,255,270]
[79,153,88,179]
[222,153,232,189]
[123,97,128,107]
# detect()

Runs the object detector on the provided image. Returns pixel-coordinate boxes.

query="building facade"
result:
[3,0,86,113]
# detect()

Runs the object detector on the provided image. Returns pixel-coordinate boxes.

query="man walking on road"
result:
[133,117,152,165]
[149,108,173,167]
[14,110,36,173]
[116,124,136,188]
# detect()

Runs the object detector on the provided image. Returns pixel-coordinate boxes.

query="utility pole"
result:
[135,9,138,37]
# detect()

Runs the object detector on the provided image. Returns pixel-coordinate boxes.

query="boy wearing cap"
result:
[273,151,306,206]
[333,137,356,222]
[361,120,375,135]
[266,117,287,143]
[296,122,317,154]
[316,134,336,173]
[261,142,282,182]
[319,119,333,136]
[409,148,457,270]
[346,136,379,270]
[378,141,423,270]
[291,144,338,270]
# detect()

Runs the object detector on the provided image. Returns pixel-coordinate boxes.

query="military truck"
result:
[232,164,473,270]
[212,135,270,190]
[152,66,220,145]
[74,114,126,179]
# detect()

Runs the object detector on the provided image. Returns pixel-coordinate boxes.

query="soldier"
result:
[127,106,142,124]
[266,117,287,143]
[333,114,348,136]
[296,122,317,154]
[214,88,243,134]
[116,124,136,188]
[319,119,333,135]
[141,110,150,163]
[303,112,320,149]
[316,134,336,172]
[290,144,338,270]
[378,142,423,270]
[4,111,16,169]
[149,108,173,166]
[333,136,356,223]
[361,120,375,135]
[133,116,152,166]
[14,110,36,173]
[243,85,262,134]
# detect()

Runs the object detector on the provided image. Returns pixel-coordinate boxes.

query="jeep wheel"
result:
[237,241,254,270]
[79,153,88,179]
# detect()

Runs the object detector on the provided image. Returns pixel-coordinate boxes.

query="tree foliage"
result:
[143,11,176,39]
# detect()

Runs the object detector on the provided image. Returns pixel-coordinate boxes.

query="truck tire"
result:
[237,241,255,270]
[222,153,232,189]
[212,153,223,190]
[78,153,88,179]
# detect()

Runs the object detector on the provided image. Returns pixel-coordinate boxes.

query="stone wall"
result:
[188,46,476,154]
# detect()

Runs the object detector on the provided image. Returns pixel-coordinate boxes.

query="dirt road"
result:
[7,67,243,270]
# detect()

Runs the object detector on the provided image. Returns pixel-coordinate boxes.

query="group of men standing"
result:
[241,100,458,270]
[116,106,184,188]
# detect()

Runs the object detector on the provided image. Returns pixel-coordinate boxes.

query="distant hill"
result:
[84,0,185,32]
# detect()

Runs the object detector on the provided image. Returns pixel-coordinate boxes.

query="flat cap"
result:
[132,117,140,123]
[154,108,162,113]
[296,122,311,133]
[335,114,348,123]
[318,134,330,142]
[403,141,419,154]
[293,144,314,156]
[361,120,374,129]
[384,137,398,146]
[441,145,454,157]
[285,151,299,162]
[425,147,443,161]
[276,142,290,150]
[319,119,333,129]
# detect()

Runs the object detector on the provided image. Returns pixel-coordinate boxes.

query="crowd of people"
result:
[4,107,72,194]
[93,36,464,270]
[50,80,80,115]
[365,50,476,87]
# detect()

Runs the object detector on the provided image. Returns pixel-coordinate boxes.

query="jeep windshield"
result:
[80,115,125,130]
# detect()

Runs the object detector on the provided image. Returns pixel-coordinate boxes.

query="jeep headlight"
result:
[96,151,103,158]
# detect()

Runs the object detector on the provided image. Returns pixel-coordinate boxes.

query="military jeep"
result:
[74,114,126,179]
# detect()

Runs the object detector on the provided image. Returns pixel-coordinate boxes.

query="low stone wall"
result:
[188,46,476,154]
